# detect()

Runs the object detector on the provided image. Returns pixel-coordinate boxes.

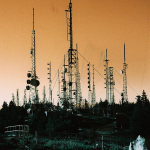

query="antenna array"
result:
[26,8,40,105]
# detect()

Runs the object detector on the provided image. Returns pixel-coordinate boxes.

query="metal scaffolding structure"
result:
[5,125,29,137]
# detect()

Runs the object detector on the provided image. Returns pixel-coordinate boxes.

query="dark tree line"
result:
[0,90,150,137]
[131,90,150,136]
[0,101,27,134]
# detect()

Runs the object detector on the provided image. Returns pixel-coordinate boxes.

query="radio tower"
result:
[120,43,128,103]
[87,62,92,105]
[75,44,82,109]
[104,49,109,103]
[61,55,67,107]
[65,0,77,108]
[91,65,96,107]
[16,89,19,106]
[47,62,52,103]
[26,8,40,105]
[57,69,61,106]
[12,93,15,105]
[109,67,115,104]
[23,89,27,106]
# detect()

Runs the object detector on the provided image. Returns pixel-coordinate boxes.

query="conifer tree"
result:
[131,95,144,134]
[141,90,149,107]
[131,93,150,136]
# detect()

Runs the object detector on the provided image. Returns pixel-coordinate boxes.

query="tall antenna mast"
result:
[75,44,82,109]
[121,43,128,103]
[124,43,125,63]
[23,89,27,106]
[104,49,109,103]
[92,65,96,107]
[12,93,15,105]
[26,8,40,105]
[62,55,67,105]
[109,67,115,104]
[47,62,52,103]
[65,0,77,108]
[57,69,61,106]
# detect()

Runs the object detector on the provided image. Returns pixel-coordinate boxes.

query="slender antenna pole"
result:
[124,43,125,63]
[106,48,107,60]
[33,8,34,30]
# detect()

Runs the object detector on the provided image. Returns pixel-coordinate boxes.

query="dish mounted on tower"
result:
[26,8,40,105]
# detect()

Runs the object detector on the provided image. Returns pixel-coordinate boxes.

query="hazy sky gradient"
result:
[0,0,150,108]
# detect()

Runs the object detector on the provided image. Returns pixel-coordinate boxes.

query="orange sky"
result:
[0,0,150,107]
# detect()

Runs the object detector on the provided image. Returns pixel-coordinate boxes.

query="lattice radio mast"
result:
[120,43,128,103]
[91,65,96,107]
[65,0,77,108]
[62,55,67,105]
[26,8,40,105]
[23,89,27,106]
[87,62,92,104]
[109,67,115,104]
[12,93,15,105]
[104,49,109,103]
[57,69,61,106]
[75,44,82,109]
[47,62,52,103]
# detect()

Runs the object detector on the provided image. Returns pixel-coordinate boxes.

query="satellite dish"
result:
[27,80,31,84]
[27,73,31,78]
[26,85,30,90]
[30,79,40,86]
[63,68,67,72]
[36,80,40,86]
[69,82,72,86]
[31,79,36,86]
[120,70,123,74]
